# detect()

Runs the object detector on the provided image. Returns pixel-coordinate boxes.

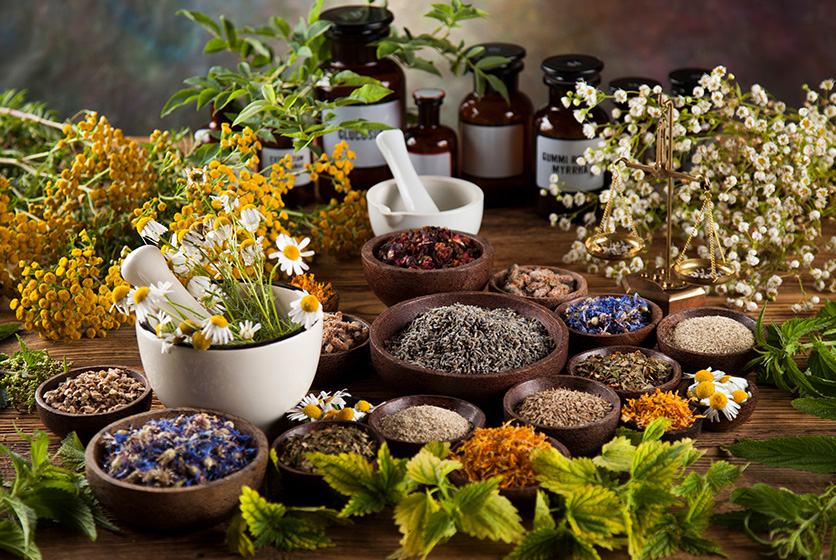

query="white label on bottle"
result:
[536,136,604,191]
[321,100,402,168]
[407,151,452,177]
[260,146,312,186]
[461,122,524,178]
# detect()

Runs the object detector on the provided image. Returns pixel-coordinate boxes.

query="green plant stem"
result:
[0,107,64,130]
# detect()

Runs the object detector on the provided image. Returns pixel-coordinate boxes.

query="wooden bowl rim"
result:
[367,394,487,446]
[566,345,683,397]
[36,365,152,420]
[361,228,494,276]
[319,312,372,357]
[488,265,588,305]
[554,292,663,339]
[657,306,759,358]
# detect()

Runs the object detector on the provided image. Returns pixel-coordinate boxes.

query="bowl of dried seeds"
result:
[370,291,569,403]
[567,346,682,403]
[488,264,588,310]
[554,293,663,351]
[656,306,761,375]
[361,226,494,307]
[368,394,486,457]
[314,312,371,387]
[36,365,153,443]
[502,375,621,457]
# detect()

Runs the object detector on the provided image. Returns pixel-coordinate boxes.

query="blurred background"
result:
[1,0,834,135]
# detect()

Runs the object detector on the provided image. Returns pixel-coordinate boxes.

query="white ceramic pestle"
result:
[375,129,440,213]
[120,245,211,324]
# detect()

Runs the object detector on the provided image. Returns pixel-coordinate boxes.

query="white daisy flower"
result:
[211,193,239,215]
[200,315,233,346]
[239,204,265,233]
[187,276,213,301]
[148,281,174,303]
[703,391,740,422]
[109,284,132,315]
[138,218,168,244]
[715,374,749,393]
[288,290,322,330]
[269,234,314,276]
[238,320,261,340]
[286,392,325,422]
[131,286,157,324]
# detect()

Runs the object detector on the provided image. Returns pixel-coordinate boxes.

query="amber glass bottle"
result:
[668,67,710,97]
[317,5,405,199]
[533,54,609,218]
[404,88,457,177]
[458,43,532,207]
[258,130,314,207]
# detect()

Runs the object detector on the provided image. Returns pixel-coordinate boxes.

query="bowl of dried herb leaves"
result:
[488,264,588,310]
[567,346,682,403]
[361,226,494,307]
[554,293,663,351]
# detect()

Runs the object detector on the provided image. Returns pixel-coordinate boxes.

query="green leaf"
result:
[792,396,836,420]
[640,520,680,560]
[532,448,600,495]
[683,487,715,533]
[724,436,836,473]
[238,486,337,551]
[405,447,460,487]
[631,439,699,487]
[26,430,49,468]
[160,88,199,117]
[593,436,635,472]
[457,490,525,543]
[533,490,555,530]
[563,485,625,543]
[728,483,807,522]
[423,509,456,550]
[808,342,836,381]
[504,526,570,560]
[641,417,670,443]
[349,84,394,104]
[703,460,744,492]
[678,534,725,556]
[0,519,32,559]
[225,512,255,556]
[177,9,221,37]
[233,100,272,126]
[0,323,20,341]
[24,486,97,540]
[305,451,374,497]
[673,472,703,500]
[341,492,387,518]
[393,491,440,558]
[452,477,498,515]
[474,55,510,71]
[203,37,228,54]
[0,494,37,557]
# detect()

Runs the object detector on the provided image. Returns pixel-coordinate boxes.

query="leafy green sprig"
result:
[0,336,70,412]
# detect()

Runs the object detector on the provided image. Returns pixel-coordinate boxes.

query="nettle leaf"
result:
[533,490,555,531]
[505,526,571,560]
[673,472,703,500]
[593,436,635,472]
[0,518,31,559]
[533,448,600,495]
[678,534,725,556]
[238,487,338,551]
[0,494,37,556]
[423,509,456,550]
[683,487,714,533]
[640,518,680,560]
[58,432,86,472]
[24,486,97,540]
[458,489,524,543]
[703,460,744,493]
[224,512,255,556]
[642,417,670,443]
[306,451,375,496]
[371,443,410,503]
[728,483,807,522]
[563,485,625,543]
[0,323,20,341]
[406,447,460,487]
[393,490,440,557]
[792,396,836,420]
[724,436,836,474]
[452,477,498,515]
[631,440,695,487]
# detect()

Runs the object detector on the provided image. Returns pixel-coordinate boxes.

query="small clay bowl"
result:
[503,376,621,457]
[554,293,663,352]
[567,346,682,403]
[321,289,340,313]
[656,306,760,375]
[35,365,153,443]
[361,228,495,307]
[448,435,570,511]
[272,420,386,505]
[85,407,269,532]
[370,291,569,403]
[488,265,588,310]
[314,313,371,387]
[367,394,486,458]
[680,379,759,432]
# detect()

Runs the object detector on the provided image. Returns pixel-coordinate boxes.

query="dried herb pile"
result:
[574,350,673,391]
[563,293,651,334]
[375,226,480,269]
[277,424,377,473]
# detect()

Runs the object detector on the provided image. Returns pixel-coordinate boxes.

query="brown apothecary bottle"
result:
[404,88,457,177]
[258,130,315,207]
[533,54,609,219]
[458,43,533,208]
[316,5,406,199]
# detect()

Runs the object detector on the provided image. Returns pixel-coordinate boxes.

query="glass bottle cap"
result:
[321,6,394,41]
[412,88,445,106]
[541,54,604,86]
[668,67,710,96]
[470,43,526,74]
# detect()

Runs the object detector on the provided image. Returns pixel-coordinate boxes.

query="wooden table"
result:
[1,206,831,559]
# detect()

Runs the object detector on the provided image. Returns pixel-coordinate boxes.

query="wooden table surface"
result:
[1,206,831,560]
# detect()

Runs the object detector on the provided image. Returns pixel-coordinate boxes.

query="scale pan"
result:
[584,232,644,261]
[673,258,735,285]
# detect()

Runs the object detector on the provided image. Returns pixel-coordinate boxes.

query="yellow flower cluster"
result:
[219,124,262,168]
[304,141,355,194]
[309,188,373,256]
[9,231,131,342]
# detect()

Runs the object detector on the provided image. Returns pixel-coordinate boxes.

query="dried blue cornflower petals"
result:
[100,412,257,488]
[564,294,651,334]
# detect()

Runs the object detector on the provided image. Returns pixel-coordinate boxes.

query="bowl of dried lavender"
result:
[503,376,621,457]
[35,365,153,443]
[361,226,494,307]
[85,407,269,532]
[554,293,663,351]
[488,264,588,310]
[368,394,486,458]
[370,291,569,403]
[314,312,371,387]
[567,346,682,403]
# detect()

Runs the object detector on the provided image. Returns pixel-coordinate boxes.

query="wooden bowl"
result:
[367,394,486,457]
[314,313,371,387]
[656,306,760,375]
[680,379,759,432]
[35,365,153,443]
[370,291,569,403]
[321,289,340,313]
[554,293,663,352]
[360,228,494,307]
[567,346,682,403]
[85,407,268,532]
[271,420,385,505]
[503,376,621,457]
[488,265,588,310]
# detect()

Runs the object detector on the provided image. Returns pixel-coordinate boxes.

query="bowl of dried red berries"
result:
[488,264,588,310]
[361,226,494,307]
[35,365,153,443]
[85,407,268,532]
[314,312,372,387]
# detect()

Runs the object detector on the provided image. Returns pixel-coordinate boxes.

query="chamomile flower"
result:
[131,286,157,324]
[289,291,322,330]
[703,391,740,422]
[286,393,326,422]
[239,204,265,233]
[286,389,356,422]
[269,234,314,276]
[201,315,233,346]
[138,217,168,244]
[238,320,261,340]
[110,284,132,315]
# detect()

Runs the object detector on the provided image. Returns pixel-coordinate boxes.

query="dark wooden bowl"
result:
[503,375,621,457]
[314,313,371,387]
[367,395,486,458]
[85,407,268,532]
[448,435,570,511]
[488,265,588,310]
[361,229,495,307]
[680,379,759,432]
[554,293,663,352]
[271,420,385,505]
[567,346,682,403]
[321,289,340,313]
[656,306,760,375]
[35,365,153,443]
[370,291,569,403]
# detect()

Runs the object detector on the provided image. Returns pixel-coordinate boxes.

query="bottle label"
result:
[461,122,524,178]
[260,146,312,186]
[536,136,604,191]
[321,100,402,168]
[407,151,452,177]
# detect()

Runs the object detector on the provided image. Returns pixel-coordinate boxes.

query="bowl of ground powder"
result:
[368,395,486,457]
[657,307,760,375]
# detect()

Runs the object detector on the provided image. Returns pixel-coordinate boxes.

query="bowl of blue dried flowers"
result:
[554,293,663,352]
[85,407,268,532]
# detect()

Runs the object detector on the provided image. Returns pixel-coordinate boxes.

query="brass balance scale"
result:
[584,97,735,314]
